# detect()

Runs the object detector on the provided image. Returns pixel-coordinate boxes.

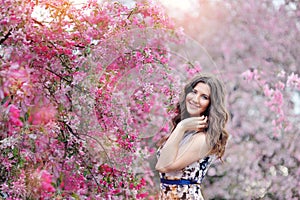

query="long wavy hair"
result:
[159,73,229,160]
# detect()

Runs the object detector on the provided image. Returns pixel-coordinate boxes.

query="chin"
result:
[187,111,201,117]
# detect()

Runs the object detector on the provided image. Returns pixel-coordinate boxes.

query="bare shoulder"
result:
[158,131,211,172]
[190,132,210,155]
[192,131,208,142]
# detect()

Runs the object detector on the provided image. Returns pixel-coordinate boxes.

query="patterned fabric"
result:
[157,131,215,200]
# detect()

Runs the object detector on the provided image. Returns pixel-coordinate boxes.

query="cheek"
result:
[202,100,210,108]
[186,93,192,99]
[185,94,193,103]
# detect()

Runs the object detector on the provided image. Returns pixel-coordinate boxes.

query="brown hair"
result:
[159,73,229,160]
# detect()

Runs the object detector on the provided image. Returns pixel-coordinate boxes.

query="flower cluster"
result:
[0,0,182,199]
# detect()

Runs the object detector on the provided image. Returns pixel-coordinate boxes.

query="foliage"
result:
[0,0,183,199]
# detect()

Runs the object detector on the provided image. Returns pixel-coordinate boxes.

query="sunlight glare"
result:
[159,0,200,18]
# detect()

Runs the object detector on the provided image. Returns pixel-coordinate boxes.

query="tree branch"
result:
[0,29,12,45]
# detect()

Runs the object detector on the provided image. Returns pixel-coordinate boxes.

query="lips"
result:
[188,101,200,109]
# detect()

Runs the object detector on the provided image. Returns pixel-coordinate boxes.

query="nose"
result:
[192,94,200,103]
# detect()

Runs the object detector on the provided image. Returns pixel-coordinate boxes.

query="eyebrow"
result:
[193,88,210,96]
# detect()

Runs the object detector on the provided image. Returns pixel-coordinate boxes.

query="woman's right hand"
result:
[177,116,208,132]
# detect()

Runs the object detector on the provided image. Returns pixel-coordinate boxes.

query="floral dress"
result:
[157,131,215,200]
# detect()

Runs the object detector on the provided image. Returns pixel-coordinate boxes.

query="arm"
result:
[155,116,210,173]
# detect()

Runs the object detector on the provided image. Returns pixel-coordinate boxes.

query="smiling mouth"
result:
[188,101,200,108]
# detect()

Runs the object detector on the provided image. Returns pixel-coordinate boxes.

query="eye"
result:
[192,89,197,94]
[201,95,209,100]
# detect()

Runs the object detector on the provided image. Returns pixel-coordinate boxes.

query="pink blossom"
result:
[1,63,31,98]
[9,105,23,127]
[63,172,86,193]
[136,192,148,199]
[275,81,285,90]
[40,170,55,193]
[263,84,273,97]
[242,69,259,82]
[277,70,286,78]
[29,104,57,126]
[31,169,55,198]
[11,170,27,197]
[272,89,283,106]
[184,63,202,77]
[286,72,300,90]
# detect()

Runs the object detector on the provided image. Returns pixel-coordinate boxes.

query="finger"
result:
[198,117,207,124]
[197,124,207,129]
[198,120,205,126]
[202,116,208,122]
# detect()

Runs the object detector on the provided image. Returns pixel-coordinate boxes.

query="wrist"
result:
[176,122,186,133]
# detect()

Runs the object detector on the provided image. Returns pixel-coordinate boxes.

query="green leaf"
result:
[1,96,9,105]
[12,147,19,158]
[24,111,29,121]
[71,193,80,200]
[18,157,25,168]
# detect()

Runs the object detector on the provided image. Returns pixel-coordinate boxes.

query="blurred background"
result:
[156,0,300,199]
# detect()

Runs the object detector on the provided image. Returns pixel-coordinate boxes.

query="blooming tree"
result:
[0,0,192,198]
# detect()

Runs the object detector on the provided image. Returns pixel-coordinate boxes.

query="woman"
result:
[156,73,229,200]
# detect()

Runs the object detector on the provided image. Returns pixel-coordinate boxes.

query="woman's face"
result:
[185,82,211,117]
